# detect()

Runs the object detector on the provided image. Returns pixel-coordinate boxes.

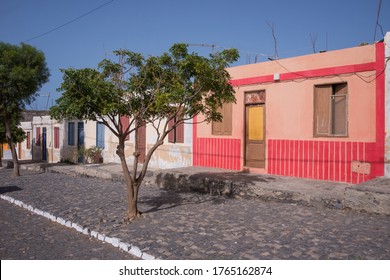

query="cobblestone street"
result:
[1,169,390,260]
[0,199,136,260]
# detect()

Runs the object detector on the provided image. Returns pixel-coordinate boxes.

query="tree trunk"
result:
[4,120,20,177]
[116,138,141,221]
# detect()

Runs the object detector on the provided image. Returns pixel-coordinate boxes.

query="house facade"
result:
[194,40,387,184]
[8,33,389,185]
[15,112,82,163]
[82,118,193,169]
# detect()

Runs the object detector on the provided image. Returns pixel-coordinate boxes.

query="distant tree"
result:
[50,44,239,221]
[0,42,49,176]
[0,117,26,167]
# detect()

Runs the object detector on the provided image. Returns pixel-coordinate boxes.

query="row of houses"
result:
[2,33,390,184]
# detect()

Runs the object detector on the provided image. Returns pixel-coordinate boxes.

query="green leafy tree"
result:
[51,44,238,221]
[0,42,50,176]
[0,118,26,167]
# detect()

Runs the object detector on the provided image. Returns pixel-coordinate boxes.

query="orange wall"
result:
[197,44,377,142]
[194,43,382,183]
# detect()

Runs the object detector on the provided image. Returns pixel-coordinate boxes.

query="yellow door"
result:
[245,105,265,168]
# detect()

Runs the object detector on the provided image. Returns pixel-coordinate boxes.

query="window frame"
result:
[313,82,348,138]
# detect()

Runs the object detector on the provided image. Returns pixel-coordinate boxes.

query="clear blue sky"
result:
[1,0,389,110]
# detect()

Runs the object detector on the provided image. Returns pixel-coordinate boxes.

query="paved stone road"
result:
[0,199,136,260]
[1,169,390,259]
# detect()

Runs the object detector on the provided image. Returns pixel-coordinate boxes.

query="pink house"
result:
[193,42,386,184]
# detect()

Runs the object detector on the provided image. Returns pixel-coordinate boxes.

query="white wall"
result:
[31,116,64,163]
[82,117,193,169]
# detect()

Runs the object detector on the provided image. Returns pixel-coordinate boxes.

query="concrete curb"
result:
[0,194,156,260]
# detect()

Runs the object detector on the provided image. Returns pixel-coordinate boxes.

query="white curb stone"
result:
[72,223,84,233]
[109,237,120,248]
[57,217,66,225]
[129,245,142,258]
[97,233,106,242]
[90,230,99,238]
[14,200,22,206]
[0,195,158,260]
[142,252,155,260]
[34,209,44,216]
[105,236,120,247]
[43,211,51,219]
[48,214,57,222]
[119,242,131,252]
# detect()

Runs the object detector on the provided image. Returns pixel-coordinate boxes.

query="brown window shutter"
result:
[314,85,332,135]
[223,102,233,135]
[54,127,60,149]
[212,121,223,135]
[168,118,175,143]
[332,83,348,135]
[212,106,224,135]
[120,115,130,141]
[176,121,184,143]
[213,102,233,136]
[36,127,41,146]
[26,132,31,149]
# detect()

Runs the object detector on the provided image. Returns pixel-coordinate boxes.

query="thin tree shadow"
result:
[139,189,225,214]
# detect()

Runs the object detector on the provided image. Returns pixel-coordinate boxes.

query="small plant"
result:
[84,146,103,164]
[61,158,75,164]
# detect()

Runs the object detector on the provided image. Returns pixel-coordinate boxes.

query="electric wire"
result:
[23,0,115,43]
[373,0,384,42]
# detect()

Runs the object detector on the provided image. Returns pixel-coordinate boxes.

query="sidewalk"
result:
[20,161,390,215]
[2,162,390,259]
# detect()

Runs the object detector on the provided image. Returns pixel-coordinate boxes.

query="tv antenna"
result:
[187,43,217,54]
[38,93,51,110]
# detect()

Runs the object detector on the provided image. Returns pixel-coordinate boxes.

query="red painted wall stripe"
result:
[193,137,241,170]
[267,139,376,184]
[230,75,274,87]
[281,63,376,82]
[230,62,377,87]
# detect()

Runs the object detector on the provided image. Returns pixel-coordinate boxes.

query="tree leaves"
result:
[51,43,239,138]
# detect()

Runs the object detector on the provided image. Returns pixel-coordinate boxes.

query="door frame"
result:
[244,90,266,168]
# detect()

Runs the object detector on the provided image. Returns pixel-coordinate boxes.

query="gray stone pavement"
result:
[0,199,137,260]
[1,167,390,260]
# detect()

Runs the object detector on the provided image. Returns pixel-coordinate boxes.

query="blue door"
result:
[77,122,84,163]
